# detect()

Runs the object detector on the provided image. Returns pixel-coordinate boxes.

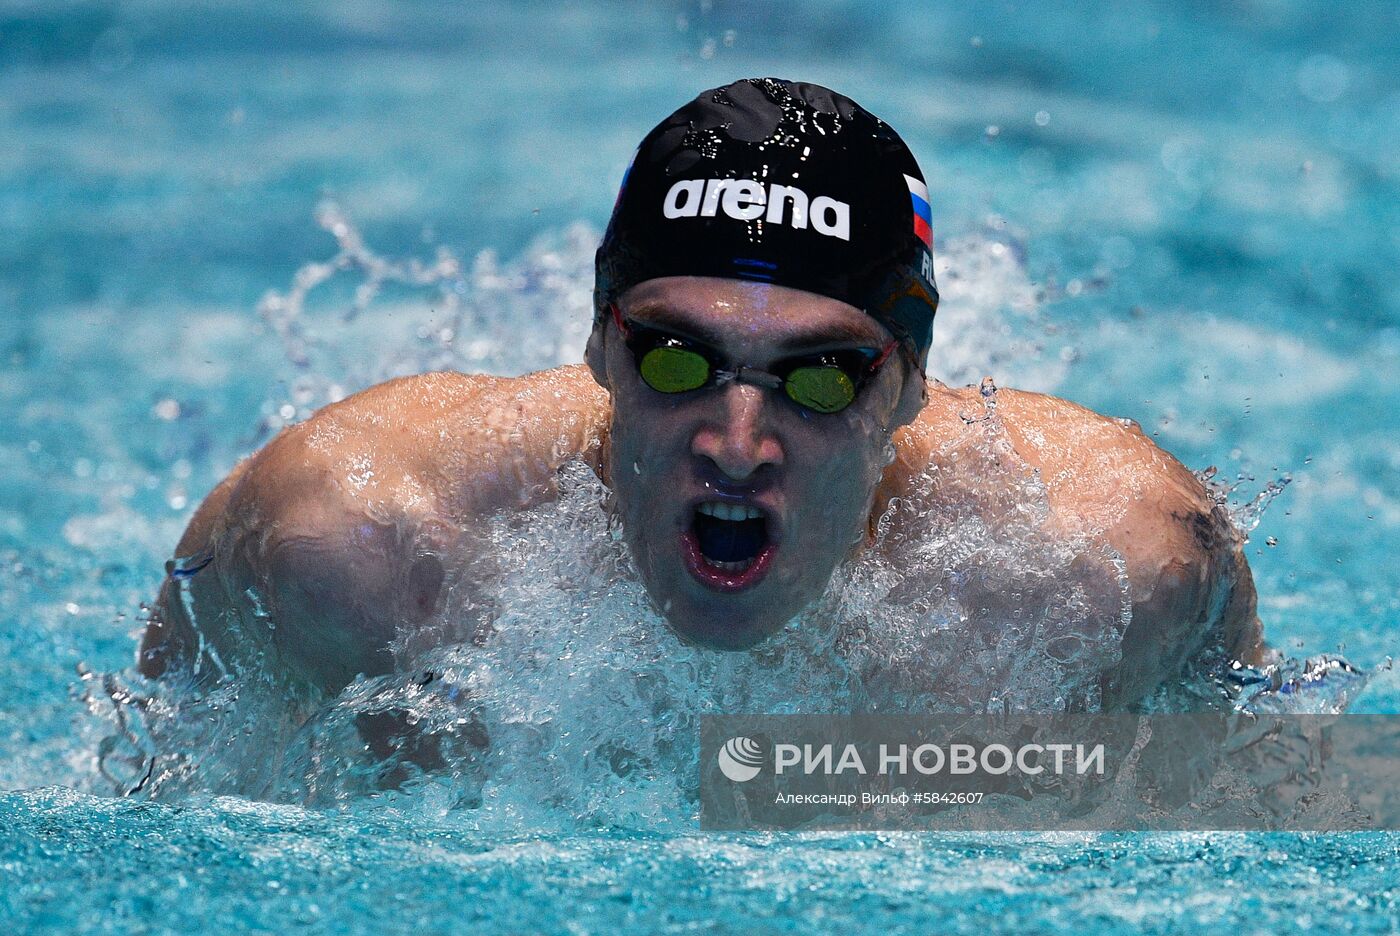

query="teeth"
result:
[696,502,764,521]
[709,558,757,573]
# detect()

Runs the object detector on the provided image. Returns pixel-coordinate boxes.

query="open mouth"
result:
[680,501,776,592]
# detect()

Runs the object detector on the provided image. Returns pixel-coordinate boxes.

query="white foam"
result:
[70,210,1360,824]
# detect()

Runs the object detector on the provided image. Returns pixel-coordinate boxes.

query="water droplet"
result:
[1296,54,1349,103]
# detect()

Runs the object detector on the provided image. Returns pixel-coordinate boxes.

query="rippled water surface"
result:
[2,1,1398,932]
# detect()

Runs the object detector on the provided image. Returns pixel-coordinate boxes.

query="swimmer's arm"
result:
[141,367,608,694]
[990,388,1266,705]
[143,405,463,693]
[138,456,251,680]
[888,383,1264,707]
[140,438,432,692]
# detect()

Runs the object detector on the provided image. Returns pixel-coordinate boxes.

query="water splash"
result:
[254,200,598,430]
[1196,464,1294,541]
[833,377,1131,715]
[929,232,1067,389]
[71,207,1367,825]
[86,443,1142,825]
[84,447,1363,825]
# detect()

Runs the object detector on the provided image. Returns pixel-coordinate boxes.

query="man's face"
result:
[588,276,922,649]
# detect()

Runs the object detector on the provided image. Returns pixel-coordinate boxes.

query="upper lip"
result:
[683,492,783,544]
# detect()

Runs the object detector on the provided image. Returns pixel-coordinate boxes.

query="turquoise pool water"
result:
[2,1,1398,932]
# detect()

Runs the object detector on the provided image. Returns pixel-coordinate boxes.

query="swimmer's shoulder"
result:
[147,366,610,688]
[890,379,1227,596]
[896,380,1202,508]
[243,364,609,521]
[892,380,1261,702]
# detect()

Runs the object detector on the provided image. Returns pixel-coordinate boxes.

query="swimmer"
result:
[138,78,1264,709]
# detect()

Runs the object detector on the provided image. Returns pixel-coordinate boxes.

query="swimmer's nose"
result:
[691,383,784,481]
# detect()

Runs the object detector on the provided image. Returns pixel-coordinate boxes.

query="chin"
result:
[634,537,849,653]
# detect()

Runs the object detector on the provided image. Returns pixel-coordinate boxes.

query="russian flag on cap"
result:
[904,174,933,250]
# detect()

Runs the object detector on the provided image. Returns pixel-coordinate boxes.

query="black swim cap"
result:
[595,77,939,368]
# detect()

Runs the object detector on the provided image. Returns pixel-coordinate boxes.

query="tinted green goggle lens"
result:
[784,365,857,413]
[639,346,711,393]
[639,345,860,413]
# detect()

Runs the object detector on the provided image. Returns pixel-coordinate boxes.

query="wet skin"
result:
[596,279,926,650]
[140,277,1264,708]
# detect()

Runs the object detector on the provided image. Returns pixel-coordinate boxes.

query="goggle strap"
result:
[869,338,898,373]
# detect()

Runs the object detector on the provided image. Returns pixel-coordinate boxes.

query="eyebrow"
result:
[626,303,886,353]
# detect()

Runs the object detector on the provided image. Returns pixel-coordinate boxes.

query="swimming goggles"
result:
[610,303,897,414]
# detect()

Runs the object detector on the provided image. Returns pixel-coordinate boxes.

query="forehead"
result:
[617,276,891,349]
